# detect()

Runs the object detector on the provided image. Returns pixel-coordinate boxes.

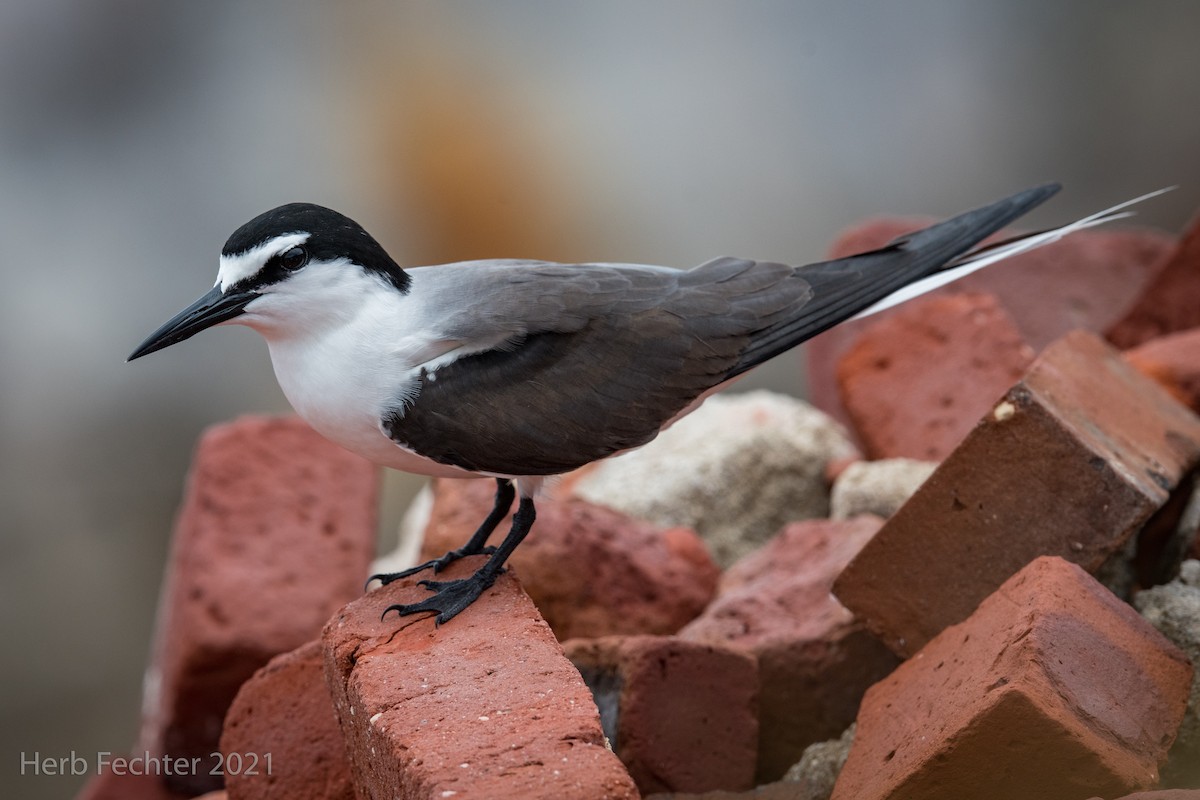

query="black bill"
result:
[127,286,258,361]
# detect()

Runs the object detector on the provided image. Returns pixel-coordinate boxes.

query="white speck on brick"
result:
[370,712,382,724]
[993,400,1016,421]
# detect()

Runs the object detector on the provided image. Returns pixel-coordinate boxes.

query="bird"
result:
[128,183,1156,624]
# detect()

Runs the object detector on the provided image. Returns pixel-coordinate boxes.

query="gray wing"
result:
[384,183,1059,476]
[383,257,810,476]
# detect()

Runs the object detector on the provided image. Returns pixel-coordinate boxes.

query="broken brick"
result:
[564,635,758,795]
[1126,327,1200,416]
[421,478,718,640]
[680,516,897,782]
[324,558,639,800]
[1109,213,1200,348]
[807,218,1173,431]
[220,640,353,800]
[643,784,803,800]
[832,557,1193,800]
[834,331,1200,656]
[836,292,1034,460]
[138,416,378,795]
[1088,791,1200,800]
[74,771,188,800]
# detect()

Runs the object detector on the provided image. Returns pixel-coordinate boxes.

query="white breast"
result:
[243,263,477,479]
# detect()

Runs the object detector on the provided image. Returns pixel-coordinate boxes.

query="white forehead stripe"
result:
[217,232,310,291]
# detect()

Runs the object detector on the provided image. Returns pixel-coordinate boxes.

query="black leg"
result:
[383,495,536,624]
[368,478,515,587]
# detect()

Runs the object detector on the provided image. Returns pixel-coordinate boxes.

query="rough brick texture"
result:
[75,771,188,800]
[835,331,1200,656]
[421,477,718,640]
[220,640,353,800]
[1126,327,1200,416]
[324,558,640,800]
[138,416,379,795]
[1109,213,1200,348]
[643,784,803,800]
[836,291,1033,460]
[564,636,758,795]
[680,516,897,782]
[1088,792,1200,800]
[807,218,1173,430]
[832,557,1193,800]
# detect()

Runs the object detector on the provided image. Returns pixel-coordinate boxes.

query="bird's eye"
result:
[277,245,308,272]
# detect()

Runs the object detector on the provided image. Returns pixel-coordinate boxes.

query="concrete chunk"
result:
[574,391,857,567]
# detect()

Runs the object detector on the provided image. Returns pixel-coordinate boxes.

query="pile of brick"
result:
[78,212,1200,800]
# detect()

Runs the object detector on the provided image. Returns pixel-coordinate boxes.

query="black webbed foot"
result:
[365,478,515,591]
[382,566,501,625]
[378,492,536,626]
[366,545,496,589]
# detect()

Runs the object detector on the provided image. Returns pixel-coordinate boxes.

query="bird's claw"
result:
[382,569,501,625]
[365,545,497,590]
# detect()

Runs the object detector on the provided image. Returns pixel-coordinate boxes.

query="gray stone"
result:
[574,391,857,566]
[781,724,855,800]
[1134,560,1200,788]
[829,459,936,520]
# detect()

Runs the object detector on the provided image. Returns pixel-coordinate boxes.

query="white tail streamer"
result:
[850,186,1176,321]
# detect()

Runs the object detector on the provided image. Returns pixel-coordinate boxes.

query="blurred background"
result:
[3,1,1199,796]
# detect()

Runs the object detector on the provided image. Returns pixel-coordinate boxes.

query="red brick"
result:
[324,558,639,799]
[75,771,188,800]
[807,218,1173,431]
[642,784,801,800]
[1109,214,1200,348]
[1091,792,1200,800]
[421,478,719,640]
[834,331,1200,656]
[680,517,897,782]
[563,636,758,795]
[832,557,1193,800]
[220,640,352,800]
[139,416,379,795]
[836,292,1034,460]
[1126,327,1200,416]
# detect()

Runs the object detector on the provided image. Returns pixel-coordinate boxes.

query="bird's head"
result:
[128,203,410,361]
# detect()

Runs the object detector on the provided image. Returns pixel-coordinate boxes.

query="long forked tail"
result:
[725,183,1169,380]
[851,185,1176,320]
